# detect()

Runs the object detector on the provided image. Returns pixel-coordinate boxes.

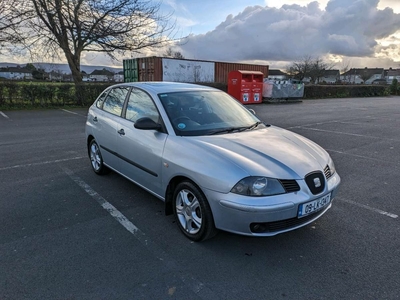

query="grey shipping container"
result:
[123,57,269,84]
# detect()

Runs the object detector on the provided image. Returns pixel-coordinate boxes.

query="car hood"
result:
[191,126,329,180]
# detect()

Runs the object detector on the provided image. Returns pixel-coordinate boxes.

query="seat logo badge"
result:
[314,178,321,188]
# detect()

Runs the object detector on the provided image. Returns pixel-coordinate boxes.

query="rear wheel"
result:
[173,181,217,241]
[89,139,109,175]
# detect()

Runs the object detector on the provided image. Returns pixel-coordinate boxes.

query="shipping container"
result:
[215,62,268,84]
[123,59,138,82]
[138,56,163,81]
[123,57,269,84]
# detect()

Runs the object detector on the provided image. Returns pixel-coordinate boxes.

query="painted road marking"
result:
[63,167,141,235]
[62,167,219,300]
[326,149,400,166]
[60,109,86,117]
[0,157,84,171]
[292,126,400,142]
[337,197,398,219]
[0,111,10,119]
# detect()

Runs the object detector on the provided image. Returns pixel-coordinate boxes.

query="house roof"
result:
[386,69,400,76]
[322,69,340,76]
[341,68,384,77]
[90,69,114,76]
[268,69,287,76]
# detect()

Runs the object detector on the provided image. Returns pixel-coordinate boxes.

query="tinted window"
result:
[125,88,159,123]
[102,87,129,116]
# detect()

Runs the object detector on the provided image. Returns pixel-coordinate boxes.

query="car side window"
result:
[95,90,109,109]
[125,88,159,123]
[102,87,129,116]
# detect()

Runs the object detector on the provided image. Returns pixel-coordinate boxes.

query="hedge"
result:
[303,85,389,99]
[0,81,112,108]
[0,81,393,109]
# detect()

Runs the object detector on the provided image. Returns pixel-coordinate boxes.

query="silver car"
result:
[85,82,340,241]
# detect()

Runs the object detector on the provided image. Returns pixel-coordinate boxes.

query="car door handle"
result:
[93,117,98,122]
[117,129,125,135]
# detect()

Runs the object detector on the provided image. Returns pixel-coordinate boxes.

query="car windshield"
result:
[158,90,264,136]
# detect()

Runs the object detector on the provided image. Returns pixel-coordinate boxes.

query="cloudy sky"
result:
[1,0,400,70]
[162,0,400,70]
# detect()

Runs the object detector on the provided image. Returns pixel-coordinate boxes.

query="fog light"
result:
[250,223,267,233]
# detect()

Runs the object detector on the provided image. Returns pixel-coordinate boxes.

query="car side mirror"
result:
[134,117,162,131]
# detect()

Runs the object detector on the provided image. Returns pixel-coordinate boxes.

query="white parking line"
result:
[63,167,141,235]
[62,167,219,300]
[0,157,84,171]
[326,149,400,166]
[337,197,398,219]
[0,111,10,119]
[293,126,400,142]
[60,109,86,117]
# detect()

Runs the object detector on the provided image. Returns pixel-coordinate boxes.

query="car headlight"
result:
[231,177,286,196]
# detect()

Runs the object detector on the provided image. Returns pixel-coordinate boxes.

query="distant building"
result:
[89,68,115,82]
[48,71,63,81]
[320,69,340,84]
[341,68,384,84]
[114,71,124,82]
[267,69,287,80]
[0,66,33,80]
[385,69,400,84]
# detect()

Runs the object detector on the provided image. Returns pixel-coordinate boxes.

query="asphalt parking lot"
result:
[1,96,399,299]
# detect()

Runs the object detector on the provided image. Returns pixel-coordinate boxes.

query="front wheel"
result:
[173,181,217,242]
[89,139,109,175]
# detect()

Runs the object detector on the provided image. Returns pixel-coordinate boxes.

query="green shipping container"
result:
[123,59,138,82]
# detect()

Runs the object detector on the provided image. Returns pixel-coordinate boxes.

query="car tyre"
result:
[89,139,109,175]
[173,181,217,241]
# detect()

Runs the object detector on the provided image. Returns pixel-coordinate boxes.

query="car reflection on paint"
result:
[85,82,340,241]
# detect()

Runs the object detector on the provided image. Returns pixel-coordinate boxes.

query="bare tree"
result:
[287,56,333,83]
[0,0,30,46]
[164,46,184,59]
[286,56,313,81]
[340,60,352,83]
[309,57,334,84]
[11,0,178,103]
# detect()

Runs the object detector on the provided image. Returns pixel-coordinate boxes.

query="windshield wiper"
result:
[208,127,242,135]
[237,121,264,132]
[208,122,265,135]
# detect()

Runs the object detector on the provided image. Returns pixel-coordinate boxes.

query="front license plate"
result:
[298,193,331,218]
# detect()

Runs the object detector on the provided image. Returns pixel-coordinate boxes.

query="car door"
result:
[116,87,167,197]
[90,86,130,169]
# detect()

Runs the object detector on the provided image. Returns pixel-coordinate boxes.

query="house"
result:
[267,69,287,80]
[0,66,33,80]
[341,68,384,84]
[114,71,124,82]
[319,69,340,84]
[48,71,63,81]
[385,69,400,84]
[89,68,115,82]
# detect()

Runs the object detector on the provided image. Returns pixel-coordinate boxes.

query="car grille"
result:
[279,179,300,193]
[250,206,329,233]
[305,171,325,195]
[324,165,332,179]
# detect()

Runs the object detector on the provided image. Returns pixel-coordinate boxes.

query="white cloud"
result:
[176,0,400,68]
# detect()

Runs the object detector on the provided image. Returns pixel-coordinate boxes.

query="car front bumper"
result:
[203,172,341,236]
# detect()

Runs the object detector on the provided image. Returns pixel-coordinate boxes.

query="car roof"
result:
[112,82,218,94]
